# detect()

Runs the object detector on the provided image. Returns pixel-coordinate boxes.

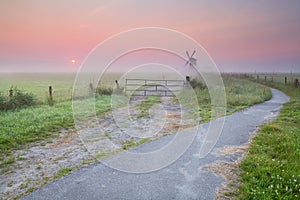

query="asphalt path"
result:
[22,88,289,200]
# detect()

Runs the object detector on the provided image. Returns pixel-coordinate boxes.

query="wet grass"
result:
[234,80,300,199]
[0,73,276,199]
[0,73,121,103]
[121,138,150,150]
[0,75,271,161]
[0,95,112,157]
[186,77,272,123]
[54,167,74,179]
[0,73,76,103]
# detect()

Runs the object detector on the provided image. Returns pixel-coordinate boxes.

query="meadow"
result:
[0,73,123,103]
[0,73,272,159]
[0,73,75,102]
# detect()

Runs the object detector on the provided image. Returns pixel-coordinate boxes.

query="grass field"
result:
[0,73,272,158]
[0,73,122,103]
[233,77,300,199]
[0,72,276,199]
[190,76,272,122]
[0,73,76,102]
[0,96,113,156]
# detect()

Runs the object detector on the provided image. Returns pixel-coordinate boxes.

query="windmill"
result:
[185,50,197,67]
[184,50,197,79]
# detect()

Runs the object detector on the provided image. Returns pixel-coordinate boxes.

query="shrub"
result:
[189,79,207,90]
[95,86,113,95]
[0,92,5,110]
[0,87,36,111]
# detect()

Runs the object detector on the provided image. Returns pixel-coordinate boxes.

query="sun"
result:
[71,59,76,64]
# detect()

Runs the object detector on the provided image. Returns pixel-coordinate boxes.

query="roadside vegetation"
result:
[0,87,36,111]
[0,94,112,157]
[137,96,161,119]
[233,79,300,199]
[0,75,272,158]
[188,76,272,122]
[0,73,276,199]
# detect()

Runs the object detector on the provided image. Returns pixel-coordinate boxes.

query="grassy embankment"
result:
[0,96,112,156]
[187,76,272,122]
[233,79,300,199]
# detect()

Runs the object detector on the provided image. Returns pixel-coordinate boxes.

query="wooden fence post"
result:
[285,77,287,85]
[115,80,120,89]
[89,83,94,91]
[295,79,299,88]
[49,86,53,100]
[186,76,190,82]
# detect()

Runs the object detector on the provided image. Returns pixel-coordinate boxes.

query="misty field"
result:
[5,72,300,199]
[0,73,273,157]
[0,73,124,103]
[0,73,75,102]
[0,72,181,103]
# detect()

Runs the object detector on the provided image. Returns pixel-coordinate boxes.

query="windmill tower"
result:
[184,50,197,79]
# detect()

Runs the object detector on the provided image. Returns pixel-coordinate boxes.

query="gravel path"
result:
[20,88,289,200]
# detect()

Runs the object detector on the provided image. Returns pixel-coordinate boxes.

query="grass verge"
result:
[0,95,112,157]
[182,77,272,123]
[234,81,300,199]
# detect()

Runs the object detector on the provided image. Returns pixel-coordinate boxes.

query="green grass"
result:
[224,77,272,108]
[0,73,277,199]
[54,167,74,179]
[0,156,15,167]
[0,73,76,103]
[137,96,161,119]
[0,101,72,155]
[185,77,272,123]
[234,80,300,199]
[0,73,122,103]
[0,95,112,156]
[121,139,150,150]
[0,74,271,159]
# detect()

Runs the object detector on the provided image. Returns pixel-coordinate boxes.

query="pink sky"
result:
[0,0,300,73]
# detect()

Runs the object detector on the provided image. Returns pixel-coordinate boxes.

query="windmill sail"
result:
[184,50,198,77]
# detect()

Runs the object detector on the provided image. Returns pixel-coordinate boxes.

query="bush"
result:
[0,87,36,111]
[95,86,113,95]
[0,93,5,110]
[189,79,207,90]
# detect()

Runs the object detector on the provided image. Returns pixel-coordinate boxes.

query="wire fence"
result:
[2,73,298,105]
[222,73,300,86]
[44,81,115,103]
[32,73,300,104]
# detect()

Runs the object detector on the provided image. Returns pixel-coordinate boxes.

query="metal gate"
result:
[125,79,185,97]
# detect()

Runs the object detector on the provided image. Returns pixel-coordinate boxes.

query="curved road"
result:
[22,88,289,200]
